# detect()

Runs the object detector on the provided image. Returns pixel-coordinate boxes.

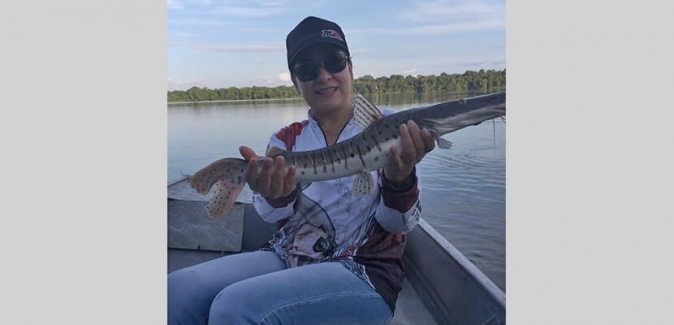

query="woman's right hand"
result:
[239,146,297,200]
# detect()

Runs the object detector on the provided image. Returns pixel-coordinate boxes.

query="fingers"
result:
[398,123,416,165]
[385,145,406,184]
[242,146,260,186]
[256,157,274,194]
[405,121,426,162]
[385,124,413,183]
[400,121,429,164]
[239,146,258,161]
[421,129,436,153]
[388,145,403,171]
[244,152,295,199]
[245,157,259,186]
[269,156,286,198]
[284,165,297,193]
[386,120,436,183]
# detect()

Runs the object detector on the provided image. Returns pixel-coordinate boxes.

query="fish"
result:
[189,91,506,219]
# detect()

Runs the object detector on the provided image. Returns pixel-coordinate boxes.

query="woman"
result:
[168,16,435,325]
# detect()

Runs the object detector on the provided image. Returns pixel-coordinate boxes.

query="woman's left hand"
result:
[384,120,436,183]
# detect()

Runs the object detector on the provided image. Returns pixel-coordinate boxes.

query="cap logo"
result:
[321,29,343,42]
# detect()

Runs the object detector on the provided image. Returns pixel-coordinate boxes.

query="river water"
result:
[167,92,506,291]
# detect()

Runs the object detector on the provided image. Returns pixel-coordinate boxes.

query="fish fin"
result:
[352,94,384,129]
[429,130,453,149]
[189,158,248,194]
[206,178,245,219]
[352,170,375,196]
[437,138,453,149]
[189,158,248,218]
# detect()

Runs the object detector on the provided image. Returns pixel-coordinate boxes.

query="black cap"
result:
[286,16,350,69]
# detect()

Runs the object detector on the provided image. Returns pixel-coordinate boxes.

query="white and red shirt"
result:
[252,109,422,312]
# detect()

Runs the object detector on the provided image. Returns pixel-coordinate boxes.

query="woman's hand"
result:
[239,146,297,199]
[384,121,436,184]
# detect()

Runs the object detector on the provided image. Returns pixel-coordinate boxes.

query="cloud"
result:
[459,60,506,68]
[167,0,185,10]
[167,77,215,91]
[168,18,226,26]
[278,72,291,82]
[168,41,285,53]
[348,49,366,58]
[399,0,505,23]
[242,77,285,87]
[175,32,202,38]
[201,42,284,52]
[350,19,504,36]
[167,0,220,10]
[239,27,288,33]
[402,67,418,75]
[336,0,505,36]
[260,0,285,6]
[210,5,284,17]
[402,19,505,35]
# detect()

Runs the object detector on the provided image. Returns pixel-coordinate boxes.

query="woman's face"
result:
[291,44,353,115]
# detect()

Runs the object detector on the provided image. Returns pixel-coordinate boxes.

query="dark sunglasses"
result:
[292,52,350,82]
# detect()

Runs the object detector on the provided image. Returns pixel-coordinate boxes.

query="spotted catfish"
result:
[189,92,506,219]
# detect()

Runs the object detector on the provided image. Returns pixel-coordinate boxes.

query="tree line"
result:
[168,69,505,102]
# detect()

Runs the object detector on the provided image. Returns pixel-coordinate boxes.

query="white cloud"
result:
[167,0,185,10]
[175,32,202,38]
[402,67,418,75]
[201,42,285,53]
[278,72,291,82]
[399,0,505,23]
[349,19,504,36]
[262,1,284,6]
[349,49,366,58]
[168,0,220,10]
[459,60,506,69]
[168,41,285,53]
[242,77,286,87]
[168,18,225,26]
[167,78,215,91]
[403,19,505,35]
[337,0,505,36]
[211,5,283,17]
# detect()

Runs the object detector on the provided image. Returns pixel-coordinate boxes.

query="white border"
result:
[3,0,166,323]
[508,0,672,323]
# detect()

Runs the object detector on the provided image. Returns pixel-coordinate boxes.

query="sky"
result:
[167,0,505,91]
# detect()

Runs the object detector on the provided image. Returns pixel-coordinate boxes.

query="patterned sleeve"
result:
[373,166,423,234]
[372,108,423,234]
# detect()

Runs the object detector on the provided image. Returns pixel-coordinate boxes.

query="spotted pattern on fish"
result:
[189,157,249,219]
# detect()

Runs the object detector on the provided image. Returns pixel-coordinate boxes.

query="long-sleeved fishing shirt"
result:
[251,108,423,312]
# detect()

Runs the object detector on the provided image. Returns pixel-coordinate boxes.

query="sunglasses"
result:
[292,52,350,82]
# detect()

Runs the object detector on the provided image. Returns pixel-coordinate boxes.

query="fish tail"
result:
[189,158,248,219]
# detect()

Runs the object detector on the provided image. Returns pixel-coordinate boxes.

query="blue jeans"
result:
[168,251,393,325]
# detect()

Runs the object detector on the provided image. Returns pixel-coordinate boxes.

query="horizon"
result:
[167,67,506,91]
[167,0,506,91]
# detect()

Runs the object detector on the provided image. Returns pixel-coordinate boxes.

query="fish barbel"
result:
[189,92,506,219]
